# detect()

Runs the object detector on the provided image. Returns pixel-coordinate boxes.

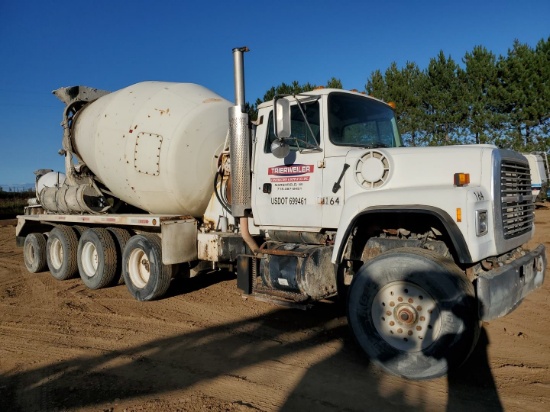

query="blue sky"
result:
[1,0,548,186]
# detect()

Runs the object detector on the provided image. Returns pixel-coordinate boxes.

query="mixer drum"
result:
[72,82,232,216]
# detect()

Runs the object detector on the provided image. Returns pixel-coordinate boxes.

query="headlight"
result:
[476,210,488,236]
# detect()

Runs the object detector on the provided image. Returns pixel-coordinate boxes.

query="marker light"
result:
[387,101,396,109]
[454,173,470,187]
[456,208,462,222]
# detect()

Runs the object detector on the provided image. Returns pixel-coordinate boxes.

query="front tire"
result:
[122,234,172,301]
[347,248,480,380]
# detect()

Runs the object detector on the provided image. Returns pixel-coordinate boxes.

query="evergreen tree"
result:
[254,37,549,151]
[367,62,426,146]
[422,51,468,146]
[365,69,388,99]
[495,40,545,150]
[462,46,500,145]
[394,62,426,147]
[533,37,550,151]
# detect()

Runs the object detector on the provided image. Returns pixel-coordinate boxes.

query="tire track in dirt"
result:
[2,212,550,411]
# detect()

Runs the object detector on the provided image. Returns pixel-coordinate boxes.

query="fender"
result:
[333,204,472,265]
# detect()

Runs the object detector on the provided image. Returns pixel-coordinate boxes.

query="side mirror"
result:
[270,139,290,159]
[274,97,291,138]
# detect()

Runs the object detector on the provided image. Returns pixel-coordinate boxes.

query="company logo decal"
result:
[268,164,314,182]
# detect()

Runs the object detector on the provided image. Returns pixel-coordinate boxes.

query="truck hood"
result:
[341,144,497,195]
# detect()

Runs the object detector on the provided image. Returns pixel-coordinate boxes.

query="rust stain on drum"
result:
[155,108,170,115]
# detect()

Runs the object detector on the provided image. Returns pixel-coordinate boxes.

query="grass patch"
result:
[0,190,33,219]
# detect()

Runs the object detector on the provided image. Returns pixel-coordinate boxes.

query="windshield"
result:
[328,92,402,148]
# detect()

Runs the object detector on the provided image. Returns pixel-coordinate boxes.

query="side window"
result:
[264,101,320,153]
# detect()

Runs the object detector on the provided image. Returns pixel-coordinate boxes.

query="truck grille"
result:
[499,160,534,239]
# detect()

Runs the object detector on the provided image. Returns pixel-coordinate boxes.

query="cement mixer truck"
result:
[16,47,546,380]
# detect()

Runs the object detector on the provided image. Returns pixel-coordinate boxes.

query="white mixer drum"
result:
[72,82,232,216]
[36,171,66,194]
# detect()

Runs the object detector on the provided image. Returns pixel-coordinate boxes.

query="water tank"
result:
[72,82,232,216]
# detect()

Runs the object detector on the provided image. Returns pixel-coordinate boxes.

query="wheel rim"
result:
[128,248,150,288]
[25,243,36,264]
[81,242,98,277]
[372,281,442,352]
[50,238,63,270]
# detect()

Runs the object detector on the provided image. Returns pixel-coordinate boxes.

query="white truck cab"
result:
[245,86,545,379]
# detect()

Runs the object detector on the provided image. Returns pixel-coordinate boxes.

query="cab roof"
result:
[256,88,389,110]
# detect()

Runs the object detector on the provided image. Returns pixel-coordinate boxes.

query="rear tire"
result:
[23,233,48,273]
[77,228,118,289]
[46,226,79,280]
[347,248,480,380]
[122,234,173,301]
[107,227,132,285]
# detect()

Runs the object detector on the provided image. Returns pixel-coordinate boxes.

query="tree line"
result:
[251,37,549,152]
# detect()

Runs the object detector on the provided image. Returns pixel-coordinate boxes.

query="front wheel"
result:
[347,248,480,380]
[122,234,173,301]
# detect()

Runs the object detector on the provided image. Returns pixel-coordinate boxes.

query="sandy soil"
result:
[1,208,549,412]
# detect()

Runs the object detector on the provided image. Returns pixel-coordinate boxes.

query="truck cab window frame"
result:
[264,101,321,153]
[328,92,402,148]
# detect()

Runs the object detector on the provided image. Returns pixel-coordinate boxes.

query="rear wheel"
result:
[107,227,132,285]
[122,234,173,301]
[78,228,118,289]
[347,248,480,380]
[23,233,48,273]
[46,226,79,280]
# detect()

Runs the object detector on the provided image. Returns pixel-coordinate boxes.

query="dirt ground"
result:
[1,208,549,412]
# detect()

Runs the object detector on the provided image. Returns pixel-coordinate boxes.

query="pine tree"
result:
[463,46,500,144]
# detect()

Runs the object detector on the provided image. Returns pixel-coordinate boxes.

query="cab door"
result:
[252,100,324,229]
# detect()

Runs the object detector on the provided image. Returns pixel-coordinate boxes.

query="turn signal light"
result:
[454,173,470,187]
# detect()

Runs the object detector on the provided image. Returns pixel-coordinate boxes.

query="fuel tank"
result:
[72,82,232,216]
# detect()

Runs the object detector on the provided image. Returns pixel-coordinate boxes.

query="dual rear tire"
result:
[46,226,80,280]
[77,228,118,289]
[23,226,170,301]
[122,234,173,301]
[23,233,48,273]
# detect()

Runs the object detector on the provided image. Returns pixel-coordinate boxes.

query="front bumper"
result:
[476,244,546,321]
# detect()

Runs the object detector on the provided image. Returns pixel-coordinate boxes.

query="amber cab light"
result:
[454,173,470,187]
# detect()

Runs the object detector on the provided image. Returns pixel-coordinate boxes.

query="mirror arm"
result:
[294,99,319,147]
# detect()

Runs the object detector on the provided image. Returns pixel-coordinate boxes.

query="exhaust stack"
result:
[229,47,251,218]
[229,47,259,254]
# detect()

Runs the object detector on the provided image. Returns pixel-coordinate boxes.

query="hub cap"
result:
[128,249,150,289]
[372,281,442,352]
[50,238,63,270]
[81,242,99,277]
